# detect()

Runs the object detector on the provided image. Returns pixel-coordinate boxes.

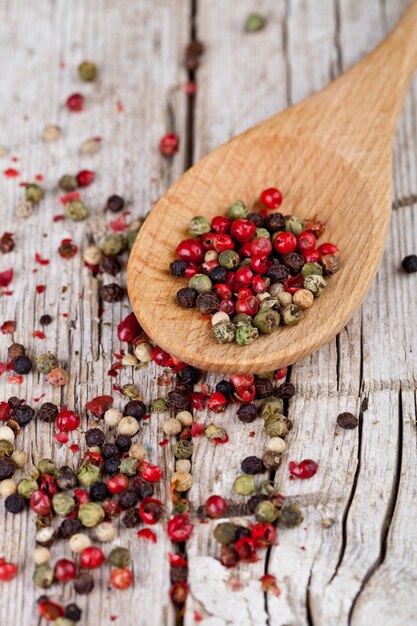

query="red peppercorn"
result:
[66,93,85,112]
[0,402,12,421]
[296,231,316,252]
[168,553,188,568]
[160,133,179,156]
[76,170,95,187]
[235,295,259,317]
[189,392,207,411]
[107,473,129,494]
[211,215,230,233]
[54,559,77,584]
[218,299,234,315]
[170,582,188,605]
[176,239,205,264]
[302,249,321,263]
[239,241,253,258]
[205,495,228,518]
[235,266,254,287]
[140,462,164,483]
[152,347,172,367]
[318,242,339,255]
[80,547,105,569]
[56,407,80,432]
[235,537,258,562]
[201,259,218,274]
[250,255,270,275]
[233,385,256,403]
[184,263,198,278]
[251,237,272,257]
[212,284,233,300]
[166,514,194,542]
[230,219,256,243]
[274,367,288,380]
[117,312,140,342]
[30,490,52,516]
[138,497,164,525]
[237,286,254,300]
[252,274,270,293]
[207,392,228,413]
[284,274,304,294]
[251,523,276,547]
[38,600,64,620]
[225,271,239,292]
[38,474,57,497]
[260,187,283,209]
[213,234,234,252]
[288,459,318,479]
[74,489,90,504]
[0,559,17,582]
[273,231,297,255]
[110,568,133,590]
[230,374,254,389]
[199,232,215,250]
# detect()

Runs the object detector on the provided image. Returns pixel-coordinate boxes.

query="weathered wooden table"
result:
[0,1,416,625]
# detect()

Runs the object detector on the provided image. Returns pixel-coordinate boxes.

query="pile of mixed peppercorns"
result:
[170,188,340,345]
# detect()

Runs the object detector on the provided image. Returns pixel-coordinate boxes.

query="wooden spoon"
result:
[127,2,417,374]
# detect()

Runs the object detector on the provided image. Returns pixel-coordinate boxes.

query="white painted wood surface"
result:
[0,1,416,625]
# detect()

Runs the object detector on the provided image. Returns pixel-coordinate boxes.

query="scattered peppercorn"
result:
[337,412,358,429]
[401,254,417,273]
[100,283,124,302]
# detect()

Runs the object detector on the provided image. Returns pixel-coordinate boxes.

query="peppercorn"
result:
[266,263,288,283]
[33,564,54,589]
[37,459,56,475]
[235,403,257,424]
[59,175,78,191]
[337,412,358,429]
[99,255,121,275]
[59,518,82,539]
[178,365,200,386]
[185,39,204,70]
[77,464,100,487]
[13,355,32,375]
[214,380,233,399]
[0,440,13,456]
[253,309,280,334]
[204,423,227,441]
[241,456,264,475]
[259,396,283,419]
[64,604,82,622]
[35,527,56,548]
[276,381,295,400]
[303,275,326,296]
[235,324,259,346]
[119,459,138,478]
[172,440,193,460]
[401,254,417,273]
[101,233,126,256]
[84,428,105,448]
[262,450,282,471]
[5,493,25,514]
[301,262,323,279]
[176,287,197,308]
[64,199,88,221]
[94,521,116,543]
[115,434,132,453]
[255,500,278,523]
[233,474,256,496]
[79,60,97,81]
[104,458,121,474]
[0,457,15,480]
[78,502,104,528]
[14,404,34,427]
[170,260,187,277]
[32,547,51,565]
[47,367,70,386]
[227,200,247,220]
[37,352,59,375]
[134,478,154,499]
[100,444,117,460]
[292,288,314,309]
[188,216,211,236]
[122,508,141,528]
[189,273,212,294]
[264,415,292,438]
[213,522,237,544]
[195,292,220,314]
[7,343,25,362]
[109,547,131,568]
[218,250,239,270]
[170,565,188,584]
[245,12,266,31]
[116,416,139,437]
[281,304,302,325]
[279,503,303,528]
[265,212,285,232]
[52,493,76,516]
[253,378,272,399]
[17,477,37,499]
[212,320,235,343]
[37,402,58,423]
[247,494,267,514]
[89,482,109,502]
[172,471,193,492]
[100,283,124,302]
[119,490,139,510]
[266,437,286,453]
[56,466,77,490]
[105,194,125,213]
[16,199,35,219]
[0,478,17,498]
[162,418,182,436]
[285,215,305,235]
[25,183,44,203]
[246,212,264,227]
[73,573,95,595]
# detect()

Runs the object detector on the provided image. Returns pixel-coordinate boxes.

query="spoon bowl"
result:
[128,1,417,374]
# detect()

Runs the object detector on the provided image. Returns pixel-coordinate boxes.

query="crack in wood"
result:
[392,194,417,210]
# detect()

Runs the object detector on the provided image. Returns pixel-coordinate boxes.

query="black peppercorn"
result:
[85,428,105,448]
[14,404,35,427]
[236,403,258,423]
[185,39,205,71]
[247,494,267,514]
[170,260,187,277]
[115,434,132,453]
[282,252,305,276]
[265,212,285,232]
[401,254,417,273]
[5,493,26,514]
[99,255,121,276]
[134,477,154,499]
[170,565,188,583]
[215,380,234,399]
[276,382,296,400]
[337,412,358,429]
[174,381,193,395]
[209,265,228,283]
[65,603,82,622]
[267,263,288,283]
[220,545,239,568]
[56,466,77,490]
[90,482,110,502]
[104,458,120,475]
[8,396,23,410]
[13,355,32,375]
[100,283,124,303]
[254,378,274,398]
[105,194,125,213]
[167,390,189,412]
[176,287,197,308]
[234,525,251,541]
[196,292,220,313]
[119,490,139,510]
[178,365,200,385]
[59,517,82,539]
[74,573,95,595]
[123,400,146,420]
[39,314,52,326]
[37,402,58,423]
[241,456,265,475]
[0,457,15,479]
[122,508,141,528]
[101,443,119,459]
[247,212,265,227]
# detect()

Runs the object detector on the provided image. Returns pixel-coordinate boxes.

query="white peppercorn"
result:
[162,418,182,436]
[15,200,34,219]
[94,522,117,542]
[268,283,285,297]
[117,416,139,436]
[128,443,147,461]
[69,533,91,554]
[175,459,191,473]
[171,471,193,492]
[11,450,27,468]
[32,547,51,565]
[176,411,193,426]
[121,354,139,366]
[0,479,17,497]
[134,342,153,363]
[104,408,123,428]
[266,437,286,453]
[83,245,103,266]
[211,311,230,326]
[0,426,14,444]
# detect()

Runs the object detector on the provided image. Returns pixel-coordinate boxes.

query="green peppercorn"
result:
[259,396,283,419]
[37,459,56,475]
[18,478,38,499]
[213,522,237,544]
[227,200,247,220]
[303,274,326,296]
[264,415,292,437]
[119,457,138,476]
[33,563,54,588]
[204,423,227,441]
[59,174,78,192]
[172,440,193,460]
[285,215,305,236]
[245,13,266,32]
[127,229,139,251]
[121,384,140,400]
[259,480,275,496]
[281,304,302,325]
[279,503,303,528]
[109,546,131,568]
[77,464,100,487]
[255,227,271,240]
[232,313,253,327]
[189,273,212,294]
[78,60,97,81]
[239,258,251,268]
[233,474,256,496]
[150,398,169,413]
[254,500,278,523]
[78,502,105,527]
[101,233,126,256]
[52,492,76,516]
[0,440,13,457]
[235,324,259,346]
[218,250,240,269]
[65,199,88,222]
[212,320,235,344]
[253,309,280,334]
[259,297,279,311]
[172,502,189,514]
[188,216,211,235]
[301,262,323,279]
[25,183,44,203]
[37,352,59,375]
